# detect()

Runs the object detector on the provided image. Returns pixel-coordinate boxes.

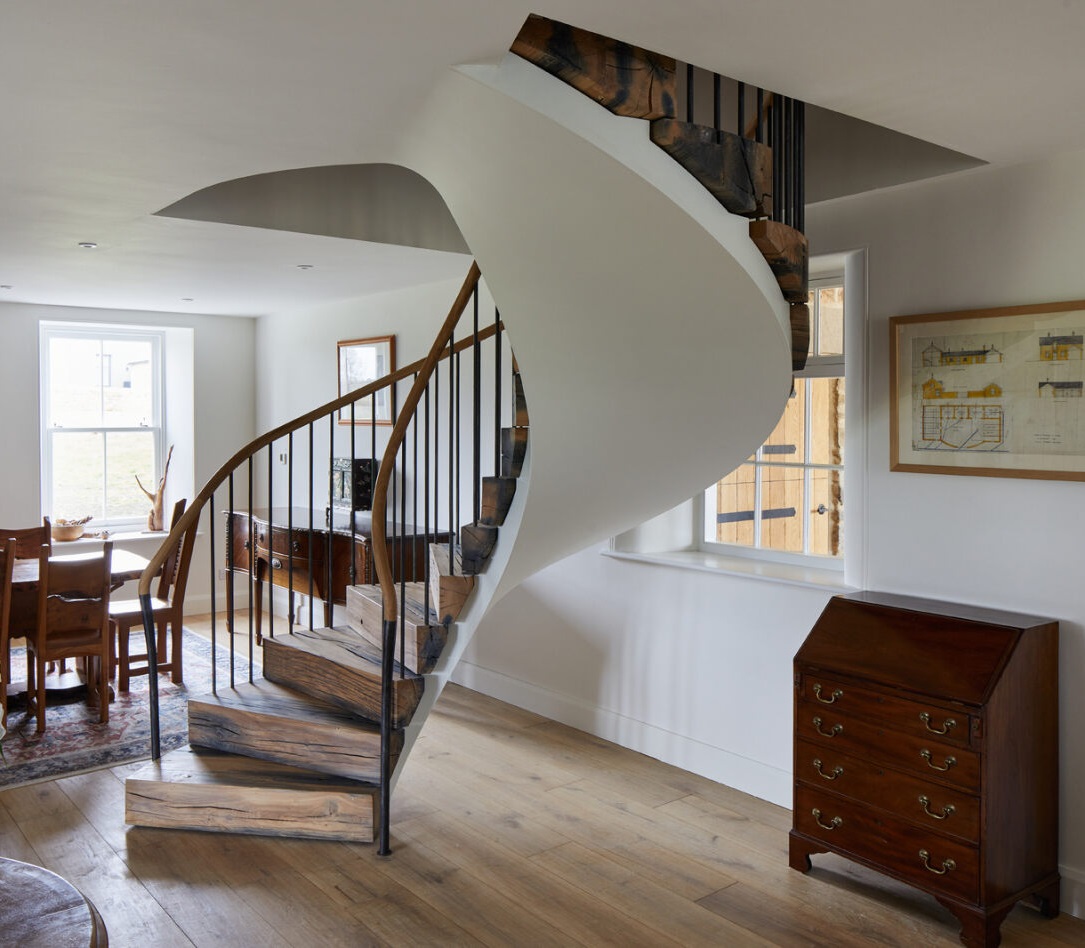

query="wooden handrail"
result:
[370,261,482,625]
[136,261,486,600]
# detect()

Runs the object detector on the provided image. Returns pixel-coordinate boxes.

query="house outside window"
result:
[702,277,846,566]
[40,324,166,529]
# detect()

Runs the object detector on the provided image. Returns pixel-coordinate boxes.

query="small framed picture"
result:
[337,335,395,425]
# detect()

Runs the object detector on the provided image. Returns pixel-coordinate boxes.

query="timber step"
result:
[480,475,516,526]
[649,118,772,218]
[460,522,498,575]
[345,583,447,675]
[501,427,528,478]
[511,13,676,120]
[429,543,475,625]
[262,626,423,729]
[187,679,399,783]
[125,745,379,842]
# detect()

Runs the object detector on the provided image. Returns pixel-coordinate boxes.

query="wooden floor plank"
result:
[1,638,1080,948]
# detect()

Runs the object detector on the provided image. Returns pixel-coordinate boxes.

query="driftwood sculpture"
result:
[135,444,174,532]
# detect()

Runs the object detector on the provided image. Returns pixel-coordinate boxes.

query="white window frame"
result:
[40,322,167,530]
[699,273,846,570]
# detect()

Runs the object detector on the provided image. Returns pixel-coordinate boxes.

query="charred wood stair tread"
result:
[429,543,475,625]
[511,13,676,120]
[262,627,423,728]
[649,118,772,218]
[125,745,378,842]
[187,679,400,782]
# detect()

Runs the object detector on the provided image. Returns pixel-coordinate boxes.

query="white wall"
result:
[0,300,256,609]
[455,146,1085,915]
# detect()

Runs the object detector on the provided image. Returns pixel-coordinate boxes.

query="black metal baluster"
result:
[685,63,694,123]
[796,100,805,233]
[267,444,273,654]
[308,424,315,630]
[326,414,334,628]
[246,459,254,678]
[287,432,294,632]
[209,490,217,692]
[448,335,455,571]
[756,88,764,144]
[472,291,481,524]
[714,73,722,143]
[736,80,745,143]
[350,400,357,590]
[494,314,503,474]
[228,473,236,687]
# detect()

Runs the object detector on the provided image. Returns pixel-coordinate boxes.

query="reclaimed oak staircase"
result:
[124,13,797,853]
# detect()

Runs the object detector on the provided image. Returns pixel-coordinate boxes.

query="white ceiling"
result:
[3,0,1084,316]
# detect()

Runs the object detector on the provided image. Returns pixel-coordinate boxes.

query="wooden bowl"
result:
[52,523,85,542]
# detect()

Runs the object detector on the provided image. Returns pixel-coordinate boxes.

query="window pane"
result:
[817,286,845,356]
[809,377,845,465]
[760,464,804,553]
[709,465,756,546]
[48,337,103,428]
[809,469,843,558]
[102,338,155,426]
[52,431,105,521]
[106,431,157,520]
[762,382,805,462]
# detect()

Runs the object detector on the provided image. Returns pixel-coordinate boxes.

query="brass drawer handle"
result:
[919,850,956,875]
[812,808,842,831]
[918,795,956,820]
[813,684,843,704]
[812,716,843,738]
[919,712,956,735]
[813,759,843,781]
[920,749,957,772]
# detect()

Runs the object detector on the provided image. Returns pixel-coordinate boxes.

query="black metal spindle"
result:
[287,432,294,631]
[209,491,217,692]
[228,473,236,686]
[267,444,274,650]
[412,392,419,581]
[447,336,455,571]
[796,100,805,233]
[399,426,408,673]
[685,63,694,123]
[326,414,334,628]
[736,80,744,144]
[756,87,764,143]
[246,459,254,680]
[308,424,315,630]
[494,314,502,474]
[713,72,721,143]
[472,291,481,523]
[772,93,783,223]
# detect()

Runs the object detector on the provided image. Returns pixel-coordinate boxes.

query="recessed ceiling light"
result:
[296,264,314,270]
[181,298,194,302]
[77,241,98,249]
[0,285,11,290]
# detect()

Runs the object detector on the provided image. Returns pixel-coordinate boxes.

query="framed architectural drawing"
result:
[890,300,1085,480]
[337,335,395,425]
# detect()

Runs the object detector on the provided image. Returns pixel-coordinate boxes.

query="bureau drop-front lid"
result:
[796,590,1056,706]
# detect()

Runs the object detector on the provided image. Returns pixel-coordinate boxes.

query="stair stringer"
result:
[398,53,794,600]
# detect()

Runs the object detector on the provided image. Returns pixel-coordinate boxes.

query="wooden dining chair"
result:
[3,517,51,639]
[109,500,190,691]
[26,542,113,733]
[0,538,16,729]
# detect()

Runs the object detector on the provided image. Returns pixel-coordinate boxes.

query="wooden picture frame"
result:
[890,299,1085,480]
[337,335,395,425]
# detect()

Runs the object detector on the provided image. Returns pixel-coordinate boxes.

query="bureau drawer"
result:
[799,672,976,749]
[794,738,980,843]
[794,784,979,904]
[796,699,980,791]
[254,525,314,558]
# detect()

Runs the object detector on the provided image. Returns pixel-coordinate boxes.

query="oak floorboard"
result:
[531,840,776,946]
[396,811,674,947]
[3,778,193,947]
[0,658,1080,948]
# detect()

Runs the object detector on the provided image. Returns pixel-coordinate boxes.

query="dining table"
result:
[5,547,153,708]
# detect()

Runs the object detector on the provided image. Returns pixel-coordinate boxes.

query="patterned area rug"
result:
[0,631,253,789]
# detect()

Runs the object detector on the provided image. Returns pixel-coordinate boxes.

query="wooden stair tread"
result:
[429,543,475,624]
[187,679,400,783]
[261,627,423,728]
[125,745,378,842]
[345,584,448,675]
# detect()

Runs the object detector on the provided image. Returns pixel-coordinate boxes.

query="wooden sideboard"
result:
[790,591,1059,948]
[226,508,446,638]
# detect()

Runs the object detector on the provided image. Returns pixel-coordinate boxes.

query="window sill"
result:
[51,530,175,550]
[602,548,856,592]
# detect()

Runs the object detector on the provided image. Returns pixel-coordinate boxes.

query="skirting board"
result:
[452,659,1085,922]
[450,659,792,808]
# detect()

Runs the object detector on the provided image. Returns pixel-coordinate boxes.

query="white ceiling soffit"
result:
[1,1,1082,315]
